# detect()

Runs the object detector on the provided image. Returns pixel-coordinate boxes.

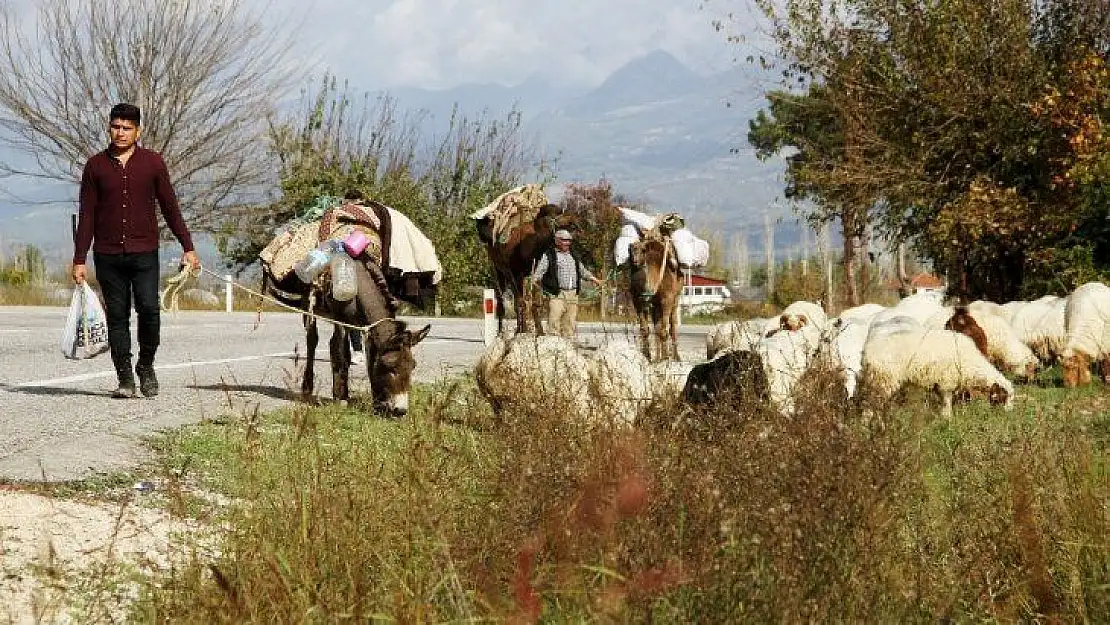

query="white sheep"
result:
[837,303,887,325]
[923,306,1039,379]
[1009,295,1067,364]
[866,315,923,342]
[871,293,946,326]
[778,300,828,333]
[475,334,650,427]
[1001,300,1030,322]
[1061,282,1110,387]
[756,328,813,415]
[862,327,1015,417]
[705,317,772,358]
[968,300,1011,323]
[649,360,698,403]
[815,318,870,398]
[589,336,657,422]
[475,334,593,420]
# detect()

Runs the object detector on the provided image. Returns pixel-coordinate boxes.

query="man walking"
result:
[72,103,199,398]
[530,229,603,338]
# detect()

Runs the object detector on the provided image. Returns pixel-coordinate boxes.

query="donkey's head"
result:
[535,203,577,235]
[629,230,678,299]
[366,321,431,416]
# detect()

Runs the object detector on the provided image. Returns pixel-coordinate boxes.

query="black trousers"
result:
[94,251,160,379]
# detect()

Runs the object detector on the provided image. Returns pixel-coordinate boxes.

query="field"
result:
[22,362,1105,623]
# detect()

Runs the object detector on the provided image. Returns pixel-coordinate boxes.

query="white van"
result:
[681,283,732,315]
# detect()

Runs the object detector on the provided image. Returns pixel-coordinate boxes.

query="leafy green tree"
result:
[738,0,1108,301]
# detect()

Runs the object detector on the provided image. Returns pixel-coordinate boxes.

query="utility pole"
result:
[764,213,775,296]
[800,226,809,277]
[819,223,834,311]
[734,228,750,288]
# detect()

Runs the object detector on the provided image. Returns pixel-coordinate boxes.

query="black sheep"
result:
[682,349,770,406]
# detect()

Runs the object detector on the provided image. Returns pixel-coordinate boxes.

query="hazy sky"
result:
[263,0,764,91]
[0,0,776,242]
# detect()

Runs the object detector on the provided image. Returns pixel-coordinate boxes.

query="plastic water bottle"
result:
[294,248,331,284]
[330,253,358,301]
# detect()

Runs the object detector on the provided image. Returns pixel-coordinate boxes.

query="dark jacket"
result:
[539,246,582,296]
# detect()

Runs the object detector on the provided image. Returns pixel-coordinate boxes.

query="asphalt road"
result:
[0,306,708,482]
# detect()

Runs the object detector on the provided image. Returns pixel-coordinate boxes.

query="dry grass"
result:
[0,284,70,306]
[127,368,1110,622]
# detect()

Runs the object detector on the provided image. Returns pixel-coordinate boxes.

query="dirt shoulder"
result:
[0,488,193,624]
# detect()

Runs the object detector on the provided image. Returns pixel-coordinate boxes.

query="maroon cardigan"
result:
[73,145,194,265]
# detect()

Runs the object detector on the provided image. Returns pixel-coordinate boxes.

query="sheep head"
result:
[1061,351,1090,388]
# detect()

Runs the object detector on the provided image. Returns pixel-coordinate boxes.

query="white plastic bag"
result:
[613,223,641,265]
[671,228,710,268]
[617,206,657,230]
[60,282,110,360]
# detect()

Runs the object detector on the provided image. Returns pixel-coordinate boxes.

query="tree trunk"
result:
[958,255,970,305]
[858,223,871,302]
[843,230,859,307]
[897,242,910,297]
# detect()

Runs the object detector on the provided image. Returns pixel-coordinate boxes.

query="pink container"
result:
[343,229,370,257]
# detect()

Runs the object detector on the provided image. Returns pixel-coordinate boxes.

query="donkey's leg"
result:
[530,284,546,336]
[668,298,680,361]
[302,315,318,399]
[495,287,506,335]
[330,326,350,401]
[652,301,668,363]
[636,307,653,361]
[494,270,509,335]
[514,277,528,335]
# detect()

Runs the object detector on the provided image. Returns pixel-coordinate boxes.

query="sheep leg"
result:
[940,390,954,418]
[1100,358,1110,383]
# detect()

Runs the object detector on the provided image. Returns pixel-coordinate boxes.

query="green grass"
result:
[112,372,1110,622]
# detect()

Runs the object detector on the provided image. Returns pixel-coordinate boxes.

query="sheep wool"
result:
[863,327,1014,417]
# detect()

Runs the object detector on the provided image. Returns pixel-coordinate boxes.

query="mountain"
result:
[561,50,708,117]
[531,51,792,233]
[392,49,795,235]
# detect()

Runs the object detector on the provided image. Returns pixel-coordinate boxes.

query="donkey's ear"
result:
[409,324,432,346]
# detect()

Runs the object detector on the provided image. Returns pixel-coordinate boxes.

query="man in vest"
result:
[530,229,603,338]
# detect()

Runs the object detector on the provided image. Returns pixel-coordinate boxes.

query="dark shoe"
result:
[136,364,159,397]
[112,380,137,399]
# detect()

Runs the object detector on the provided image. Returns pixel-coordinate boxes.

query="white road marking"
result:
[11,352,296,388]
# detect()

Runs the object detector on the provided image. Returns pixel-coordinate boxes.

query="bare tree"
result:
[0,0,300,231]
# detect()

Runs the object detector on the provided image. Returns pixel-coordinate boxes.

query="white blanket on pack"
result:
[612,207,709,268]
[387,208,443,284]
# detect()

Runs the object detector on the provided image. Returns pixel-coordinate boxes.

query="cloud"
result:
[4,0,764,91]
[269,0,748,90]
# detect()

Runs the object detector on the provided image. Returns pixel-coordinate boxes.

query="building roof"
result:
[687,274,728,286]
[910,273,944,289]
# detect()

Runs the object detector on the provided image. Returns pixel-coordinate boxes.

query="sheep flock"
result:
[474,281,1110,422]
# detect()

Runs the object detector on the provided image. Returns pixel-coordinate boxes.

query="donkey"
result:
[627,230,682,362]
[475,203,576,335]
[263,261,430,415]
